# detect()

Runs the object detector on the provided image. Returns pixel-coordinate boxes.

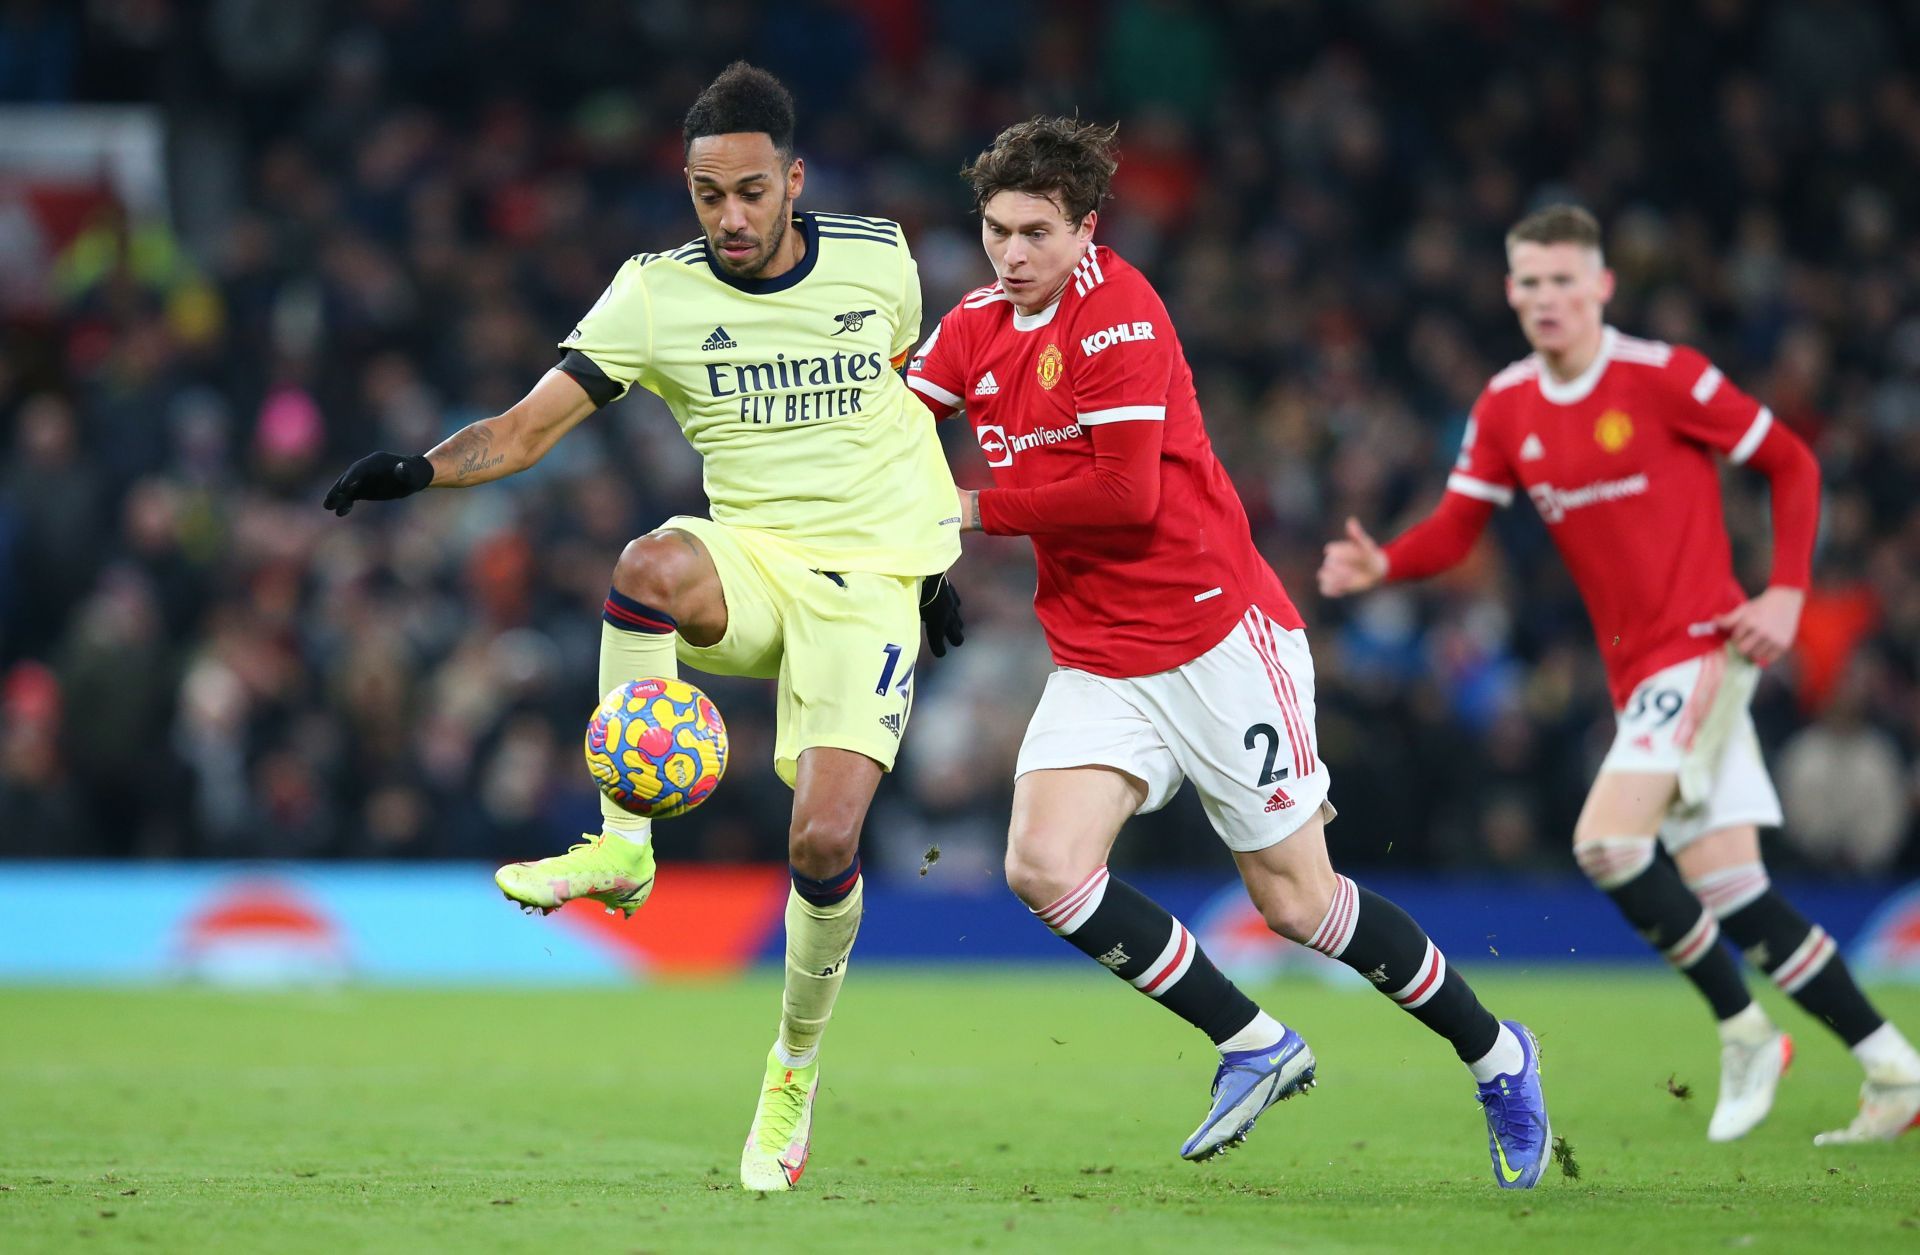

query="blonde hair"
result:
[1506,204,1604,263]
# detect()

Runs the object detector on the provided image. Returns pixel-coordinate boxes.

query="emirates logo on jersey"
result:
[1036,343,1064,391]
[1595,409,1634,453]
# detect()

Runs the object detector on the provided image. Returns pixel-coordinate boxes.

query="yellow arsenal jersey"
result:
[559,211,959,576]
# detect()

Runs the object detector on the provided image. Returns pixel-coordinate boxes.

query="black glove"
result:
[920,573,964,657]
[323,452,434,516]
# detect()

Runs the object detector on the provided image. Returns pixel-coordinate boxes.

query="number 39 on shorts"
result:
[1624,684,1684,728]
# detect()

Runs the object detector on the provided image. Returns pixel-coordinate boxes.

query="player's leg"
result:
[1234,813,1548,1187]
[1005,766,1287,1052]
[1576,650,1761,1038]
[598,526,729,825]
[1572,769,1758,1028]
[1178,611,1544,1185]
[493,523,738,915]
[1668,821,1793,1140]
[1677,823,1920,1143]
[1171,610,1516,1076]
[741,744,882,1191]
[1235,814,1508,1070]
[742,566,916,1191]
[779,746,879,1069]
[1007,667,1299,1161]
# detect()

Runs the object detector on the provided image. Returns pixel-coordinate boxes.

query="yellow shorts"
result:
[661,515,921,787]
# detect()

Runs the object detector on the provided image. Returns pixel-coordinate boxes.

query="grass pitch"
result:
[2,970,1916,1252]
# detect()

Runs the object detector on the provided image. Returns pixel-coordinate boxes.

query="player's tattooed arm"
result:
[426,368,598,487]
[429,423,508,485]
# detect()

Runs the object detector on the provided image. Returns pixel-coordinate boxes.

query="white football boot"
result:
[1708,1031,1791,1142]
[1813,1078,1920,1145]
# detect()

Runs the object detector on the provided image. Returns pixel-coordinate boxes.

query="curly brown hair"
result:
[961,116,1119,225]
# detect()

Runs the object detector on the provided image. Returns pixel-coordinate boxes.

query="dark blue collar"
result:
[702,213,819,294]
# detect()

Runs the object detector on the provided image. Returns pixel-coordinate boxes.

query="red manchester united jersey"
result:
[907,245,1299,677]
[1448,326,1773,704]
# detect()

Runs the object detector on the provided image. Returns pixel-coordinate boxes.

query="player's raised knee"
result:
[612,532,697,610]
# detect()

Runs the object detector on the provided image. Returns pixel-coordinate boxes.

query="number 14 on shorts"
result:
[875,644,914,697]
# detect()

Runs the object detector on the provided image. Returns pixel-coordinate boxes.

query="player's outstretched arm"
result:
[426,369,599,487]
[323,369,597,516]
[1323,492,1498,594]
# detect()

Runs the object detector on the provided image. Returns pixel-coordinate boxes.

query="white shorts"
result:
[1015,607,1335,852]
[1598,645,1783,851]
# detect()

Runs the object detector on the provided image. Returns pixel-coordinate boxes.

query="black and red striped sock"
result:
[1689,863,1884,1046]
[1578,837,1753,1022]
[792,856,862,907]
[1033,866,1265,1046]
[603,587,678,635]
[1305,874,1501,1063]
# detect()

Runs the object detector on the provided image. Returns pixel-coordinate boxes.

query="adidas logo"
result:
[878,712,903,738]
[1520,433,1545,462]
[973,371,1000,396]
[701,325,737,351]
[1263,785,1295,813]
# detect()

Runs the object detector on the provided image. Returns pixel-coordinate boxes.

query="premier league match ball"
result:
[584,677,728,819]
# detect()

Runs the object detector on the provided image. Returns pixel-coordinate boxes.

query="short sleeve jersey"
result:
[908,245,1299,677]
[560,211,958,577]
[1448,326,1772,704]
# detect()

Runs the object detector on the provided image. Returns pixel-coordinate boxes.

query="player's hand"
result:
[920,573,964,657]
[1715,586,1804,667]
[323,452,434,516]
[1317,517,1388,598]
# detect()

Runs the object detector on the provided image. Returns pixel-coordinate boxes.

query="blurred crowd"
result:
[3,0,1920,881]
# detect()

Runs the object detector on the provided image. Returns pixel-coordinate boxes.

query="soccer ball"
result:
[584,677,728,819]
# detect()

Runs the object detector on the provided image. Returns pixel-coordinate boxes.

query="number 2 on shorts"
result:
[1243,723,1291,787]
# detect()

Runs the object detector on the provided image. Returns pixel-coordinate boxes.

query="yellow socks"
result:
[598,590,679,840]
[776,874,864,1067]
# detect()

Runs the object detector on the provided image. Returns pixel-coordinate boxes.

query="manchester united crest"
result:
[1595,409,1634,453]
[1037,343,1064,390]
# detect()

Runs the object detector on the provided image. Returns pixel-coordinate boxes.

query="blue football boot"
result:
[1478,1020,1551,1189]
[1180,1026,1317,1161]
